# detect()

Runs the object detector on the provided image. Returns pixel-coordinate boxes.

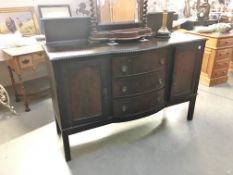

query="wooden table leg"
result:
[17,74,30,112]
[7,66,20,102]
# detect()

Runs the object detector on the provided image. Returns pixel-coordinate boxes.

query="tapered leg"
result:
[187,97,196,121]
[7,66,20,102]
[17,74,30,112]
[55,119,61,135]
[62,132,71,161]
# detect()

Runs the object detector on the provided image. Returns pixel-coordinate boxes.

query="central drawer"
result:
[112,70,165,97]
[112,48,167,77]
[113,90,164,116]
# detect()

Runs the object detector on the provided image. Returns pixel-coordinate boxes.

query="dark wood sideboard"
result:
[44,32,206,161]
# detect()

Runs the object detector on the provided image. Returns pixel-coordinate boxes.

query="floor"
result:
[0,73,233,175]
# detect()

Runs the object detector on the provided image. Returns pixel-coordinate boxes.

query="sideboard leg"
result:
[62,132,71,161]
[187,97,196,121]
[55,119,61,135]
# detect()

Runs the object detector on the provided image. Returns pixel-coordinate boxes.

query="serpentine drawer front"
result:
[112,48,167,77]
[112,70,165,97]
[44,33,206,161]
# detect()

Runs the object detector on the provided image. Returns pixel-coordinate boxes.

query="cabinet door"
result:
[58,58,110,126]
[170,42,205,100]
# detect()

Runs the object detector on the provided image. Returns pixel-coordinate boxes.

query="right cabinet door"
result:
[170,42,205,100]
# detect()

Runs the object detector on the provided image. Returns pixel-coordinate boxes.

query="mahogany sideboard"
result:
[44,32,206,161]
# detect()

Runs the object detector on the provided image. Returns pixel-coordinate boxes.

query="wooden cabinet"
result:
[189,32,233,86]
[2,44,45,111]
[45,33,206,161]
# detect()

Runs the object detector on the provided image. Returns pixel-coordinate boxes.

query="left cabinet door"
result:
[57,58,110,127]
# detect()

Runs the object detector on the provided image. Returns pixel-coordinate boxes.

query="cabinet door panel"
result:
[58,58,109,126]
[69,66,102,120]
[170,42,204,99]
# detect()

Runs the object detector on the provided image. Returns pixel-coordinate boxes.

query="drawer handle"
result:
[158,78,163,85]
[21,59,30,64]
[121,86,128,93]
[121,65,128,73]
[157,97,162,103]
[121,105,127,112]
[159,58,165,65]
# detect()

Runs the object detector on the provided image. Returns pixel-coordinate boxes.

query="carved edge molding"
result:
[0,84,16,114]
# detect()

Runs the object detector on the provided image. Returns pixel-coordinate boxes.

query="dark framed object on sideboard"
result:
[89,0,152,41]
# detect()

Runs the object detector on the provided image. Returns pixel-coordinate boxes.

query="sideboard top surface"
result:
[44,32,206,61]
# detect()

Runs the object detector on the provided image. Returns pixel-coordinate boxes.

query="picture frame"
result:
[38,5,72,19]
[0,7,40,36]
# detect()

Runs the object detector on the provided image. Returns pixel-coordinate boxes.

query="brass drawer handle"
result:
[121,105,127,112]
[157,97,162,103]
[159,58,165,65]
[121,65,128,73]
[158,78,163,85]
[121,86,128,93]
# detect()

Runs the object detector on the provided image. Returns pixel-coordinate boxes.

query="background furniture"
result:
[44,32,206,161]
[2,44,46,111]
[181,19,218,30]
[189,31,233,86]
[230,57,233,72]
[0,84,16,113]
